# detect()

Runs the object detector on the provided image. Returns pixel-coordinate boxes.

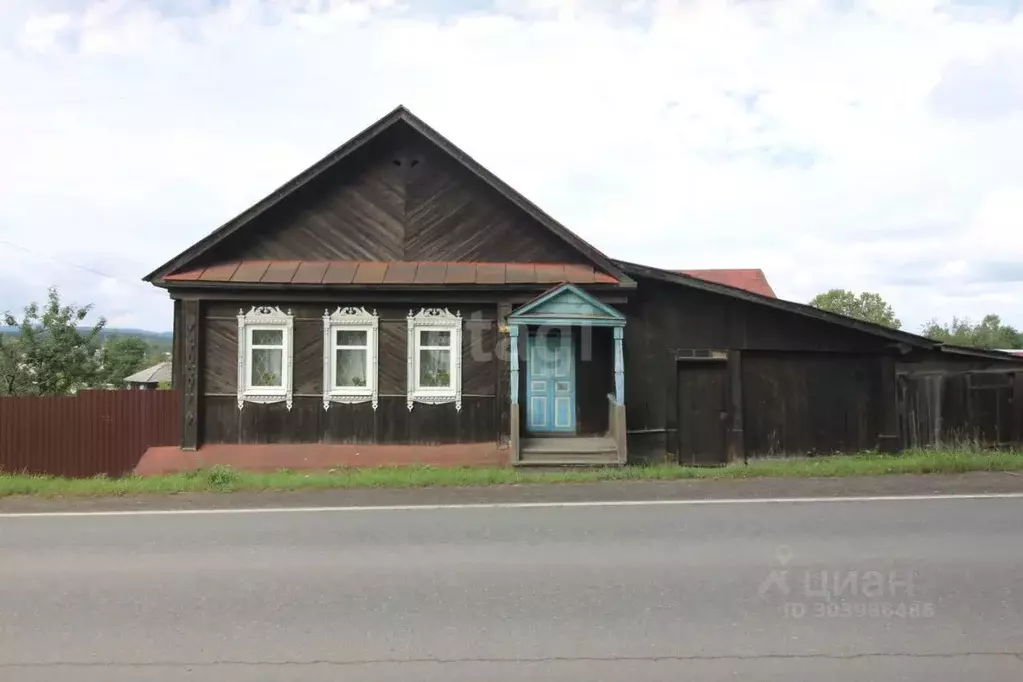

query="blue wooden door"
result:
[526,330,576,433]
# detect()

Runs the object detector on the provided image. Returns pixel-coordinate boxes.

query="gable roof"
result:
[509,283,626,327]
[615,259,940,349]
[677,269,776,298]
[145,105,633,288]
[123,361,172,384]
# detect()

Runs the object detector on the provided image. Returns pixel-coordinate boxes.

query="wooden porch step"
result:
[515,437,620,467]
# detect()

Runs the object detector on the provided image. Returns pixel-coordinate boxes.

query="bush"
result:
[204,464,240,489]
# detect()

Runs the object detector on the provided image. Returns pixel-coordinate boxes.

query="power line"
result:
[0,239,151,290]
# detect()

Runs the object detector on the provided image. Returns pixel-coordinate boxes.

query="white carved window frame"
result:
[322,306,379,410]
[406,307,462,411]
[237,305,294,410]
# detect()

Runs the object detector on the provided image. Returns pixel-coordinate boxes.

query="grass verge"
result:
[1,448,1022,498]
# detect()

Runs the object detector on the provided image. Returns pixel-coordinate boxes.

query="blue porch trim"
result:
[613,326,624,404]
[506,283,627,453]
[509,325,520,405]
[507,283,626,328]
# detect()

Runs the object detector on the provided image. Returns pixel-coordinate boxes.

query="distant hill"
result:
[0,327,173,349]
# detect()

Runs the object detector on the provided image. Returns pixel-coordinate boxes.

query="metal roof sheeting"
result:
[165,261,619,286]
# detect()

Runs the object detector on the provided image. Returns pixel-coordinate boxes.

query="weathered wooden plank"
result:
[181,299,202,450]
[402,138,589,264]
[742,351,881,457]
[576,327,613,436]
[726,350,745,462]
[293,319,321,396]
[463,321,497,396]
[677,360,728,465]
[1014,372,1023,446]
[201,138,406,264]
[377,321,406,396]
[203,319,237,394]
[191,129,592,269]
[877,354,899,452]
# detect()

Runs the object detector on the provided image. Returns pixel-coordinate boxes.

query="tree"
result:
[1,286,106,395]
[99,335,152,386]
[920,314,1023,350]
[0,333,29,396]
[809,289,902,329]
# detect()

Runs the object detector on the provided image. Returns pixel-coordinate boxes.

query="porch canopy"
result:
[506,283,627,405]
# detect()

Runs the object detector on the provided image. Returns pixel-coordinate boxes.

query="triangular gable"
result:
[508,283,626,327]
[144,105,633,287]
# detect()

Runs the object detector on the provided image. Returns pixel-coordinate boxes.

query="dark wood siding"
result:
[200,299,501,446]
[741,352,882,457]
[898,369,1021,449]
[203,397,498,446]
[196,124,588,267]
[677,361,729,464]
[575,326,613,436]
[624,276,896,462]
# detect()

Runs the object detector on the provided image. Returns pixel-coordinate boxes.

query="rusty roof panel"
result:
[383,261,418,284]
[414,262,448,284]
[353,262,387,285]
[505,263,536,284]
[322,261,358,285]
[197,262,238,282]
[535,263,567,284]
[261,261,301,283]
[165,267,205,281]
[678,269,775,298]
[159,260,621,287]
[292,261,329,284]
[445,263,477,284]
[563,264,595,284]
[475,263,507,284]
[231,261,271,283]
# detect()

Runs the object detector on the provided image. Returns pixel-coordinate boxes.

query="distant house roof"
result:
[163,261,619,286]
[123,361,172,385]
[676,269,776,298]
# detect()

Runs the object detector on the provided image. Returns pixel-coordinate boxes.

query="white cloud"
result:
[1,0,1022,333]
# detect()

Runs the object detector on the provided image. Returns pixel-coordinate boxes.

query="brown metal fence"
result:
[0,389,180,478]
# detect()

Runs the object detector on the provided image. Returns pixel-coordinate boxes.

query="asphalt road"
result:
[2,495,1022,681]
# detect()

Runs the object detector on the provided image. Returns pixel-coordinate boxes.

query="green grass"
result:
[2,448,1022,498]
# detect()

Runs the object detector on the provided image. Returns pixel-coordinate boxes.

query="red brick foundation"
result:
[134,443,509,476]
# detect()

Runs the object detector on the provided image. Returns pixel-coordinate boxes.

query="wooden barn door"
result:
[677,361,729,465]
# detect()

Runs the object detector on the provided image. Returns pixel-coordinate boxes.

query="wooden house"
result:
[142,105,1023,472]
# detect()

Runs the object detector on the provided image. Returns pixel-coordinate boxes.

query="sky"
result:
[1,0,1022,333]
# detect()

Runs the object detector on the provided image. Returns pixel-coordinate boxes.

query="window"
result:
[322,306,379,410]
[237,305,294,410]
[406,307,462,411]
